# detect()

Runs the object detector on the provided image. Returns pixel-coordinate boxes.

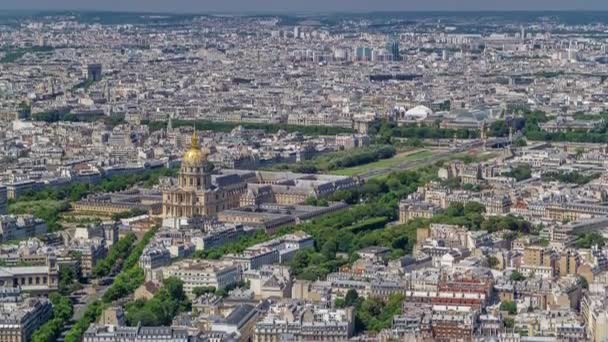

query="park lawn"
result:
[331,149,433,176]
[9,199,68,215]
[367,150,499,181]
[9,199,70,231]
[448,150,499,163]
[477,151,500,161]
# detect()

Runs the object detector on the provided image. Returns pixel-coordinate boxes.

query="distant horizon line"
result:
[1,8,608,15]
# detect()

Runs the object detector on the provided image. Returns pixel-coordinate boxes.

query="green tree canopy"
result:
[500,300,517,315]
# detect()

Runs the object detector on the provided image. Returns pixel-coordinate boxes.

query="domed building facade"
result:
[162,132,246,218]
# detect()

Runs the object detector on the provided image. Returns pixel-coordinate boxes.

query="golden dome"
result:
[182,131,208,166]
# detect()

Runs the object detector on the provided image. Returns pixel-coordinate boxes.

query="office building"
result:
[386,37,401,61]
[254,301,355,341]
[0,215,47,242]
[161,259,241,298]
[0,256,59,294]
[0,290,52,342]
[83,324,188,342]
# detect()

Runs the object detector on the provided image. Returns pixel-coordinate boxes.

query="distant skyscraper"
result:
[386,36,401,61]
[521,26,526,41]
[293,26,300,39]
[333,48,348,61]
[567,48,579,63]
[87,64,102,81]
[355,47,373,61]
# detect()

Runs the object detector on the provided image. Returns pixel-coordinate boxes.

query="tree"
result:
[93,233,137,278]
[510,271,526,282]
[464,202,486,215]
[163,277,187,303]
[49,293,73,321]
[445,202,464,217]
[344,289,359,307]
[125,277,190,326]
[487,256,499,269]
[354,294,404,333]
[215,288,228,298]
[321,239,338,259]
[58,266,78,295]
[111,208,148,221]
[576,232,606,249]
[273,145,395,174]
[65,228,157,342]
[500,300,517,315]
[65,300,103,342]
[304,196,318,206]
[462,183,481,192]
[316,198,329,207]
[289,250,310,275]
[359,298,383,318]
[31,293,74,342]
[542,171,600,185]
[192,286,216,298]
[502,164,532,181]
[68,183,89,201]
[125,307,157,326]
[391,236,409,250]
[480,215,531,234]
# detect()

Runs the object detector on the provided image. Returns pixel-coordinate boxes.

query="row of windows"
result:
[11,276,48,286]
[181,176,204,187]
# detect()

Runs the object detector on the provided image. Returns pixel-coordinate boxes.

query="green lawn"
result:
[331,150,433,176]
[446,151,499,164]
[358,150,499,180]
[9,199,67,215]
[8,199,69,231]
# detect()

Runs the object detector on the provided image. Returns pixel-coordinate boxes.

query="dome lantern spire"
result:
[182,129,208,166]
[191,130,199,148]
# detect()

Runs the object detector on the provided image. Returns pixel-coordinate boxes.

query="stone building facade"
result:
[162,132,246,218]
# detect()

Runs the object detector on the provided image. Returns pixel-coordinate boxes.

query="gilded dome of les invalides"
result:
[182,131,209,167]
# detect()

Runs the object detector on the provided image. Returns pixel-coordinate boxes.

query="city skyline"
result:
[1,0,608,13]
[2,7,608,342]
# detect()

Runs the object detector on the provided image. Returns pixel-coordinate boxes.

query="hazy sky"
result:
[1,0,607,13]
